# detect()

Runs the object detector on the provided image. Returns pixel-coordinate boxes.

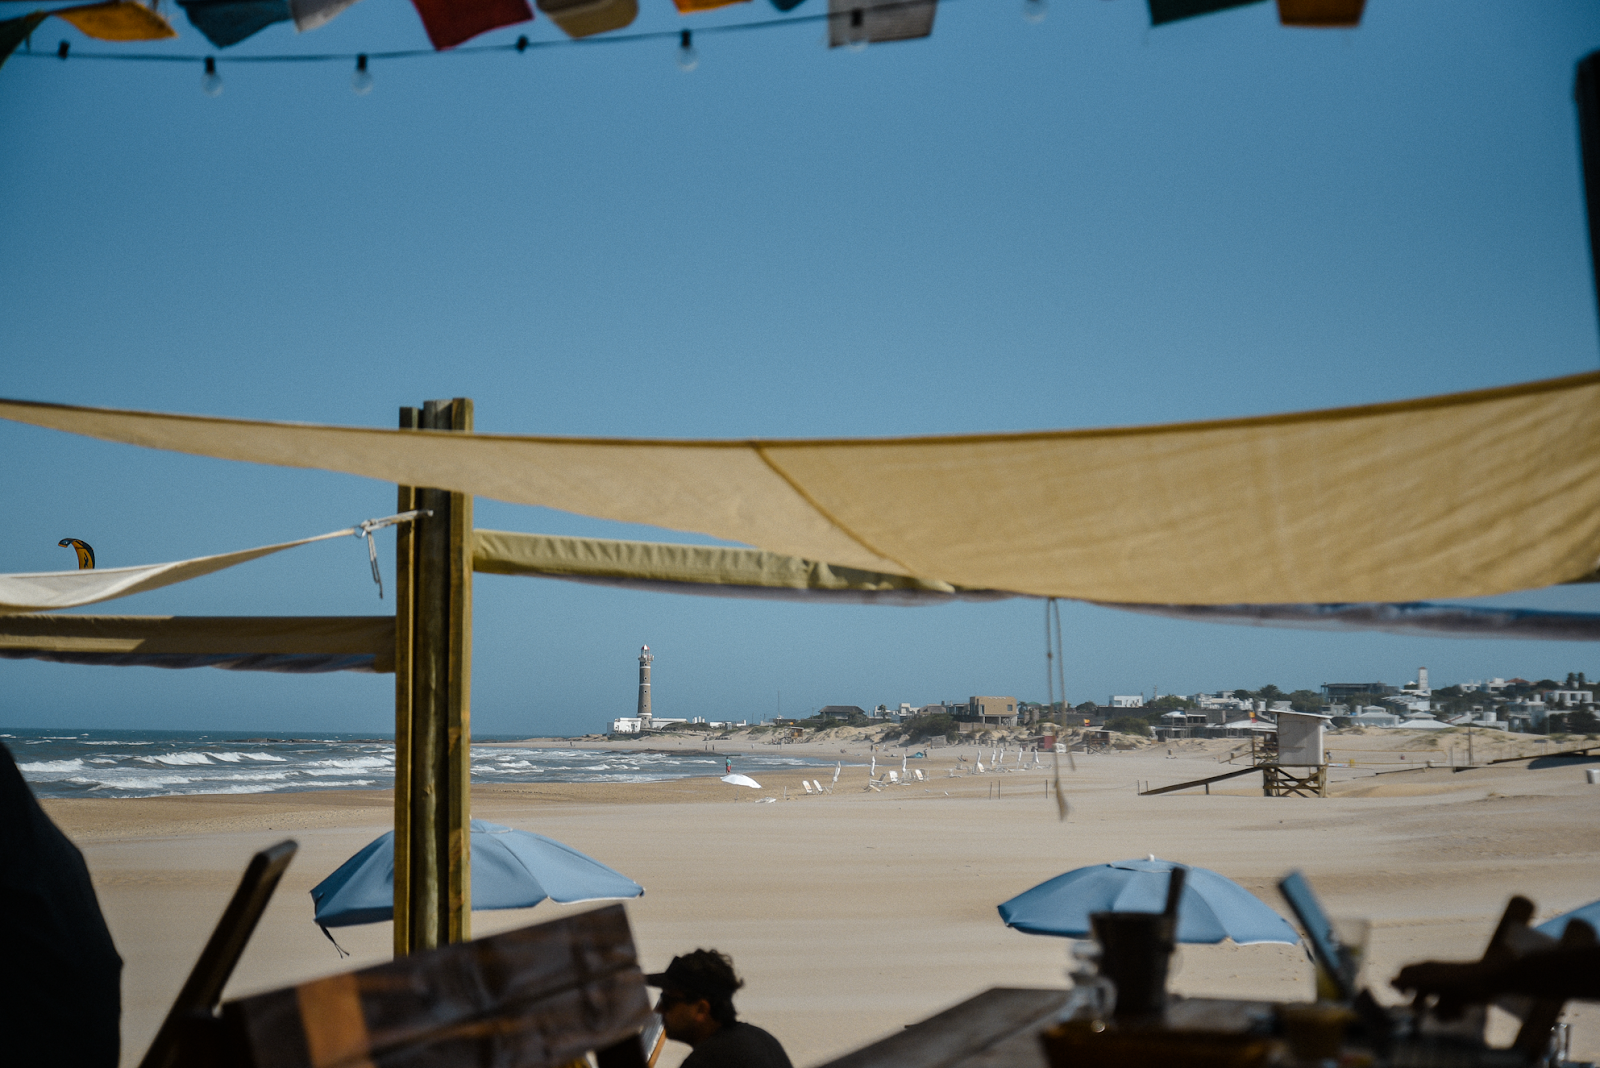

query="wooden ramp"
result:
[1138,765,1260,796]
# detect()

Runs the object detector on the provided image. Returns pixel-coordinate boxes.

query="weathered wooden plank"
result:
[225,905,650,1068]
[395,405,420,957]
[815,988,1068,1068]
[1139,765,1260,796]
[445,398,474,945]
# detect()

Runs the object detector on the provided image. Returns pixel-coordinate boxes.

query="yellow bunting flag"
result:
[53,1,177,41]
[535,0,635,39]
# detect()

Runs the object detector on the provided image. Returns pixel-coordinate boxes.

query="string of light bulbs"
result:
[5,0,1052,95]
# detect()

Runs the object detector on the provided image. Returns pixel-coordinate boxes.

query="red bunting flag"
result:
[410,0,532,50]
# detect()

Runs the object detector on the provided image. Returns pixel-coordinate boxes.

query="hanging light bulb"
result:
[201,56,223,96]
[351,53,373,94]
[1022,0,1047,22]
[676,30,698,72]
[845,7,868,51]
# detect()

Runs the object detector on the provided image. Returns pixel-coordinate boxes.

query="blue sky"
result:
[2,0,1599,735]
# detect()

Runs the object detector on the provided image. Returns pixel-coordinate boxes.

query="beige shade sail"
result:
[0,615,395,673]
[7,371,1600,604]
[478,530,1600,639]
[472,529,1009,604]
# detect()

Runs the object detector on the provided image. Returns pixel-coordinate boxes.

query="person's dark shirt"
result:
[682,1021,793,1068]
[0,741,123,1067]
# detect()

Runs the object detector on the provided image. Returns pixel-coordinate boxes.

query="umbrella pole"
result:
[394,398,475,957]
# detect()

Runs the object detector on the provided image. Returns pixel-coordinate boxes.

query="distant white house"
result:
[1350,707,1402,728]
[1546,690,1595,709]
[1502,701,1549,733]
[1447,712,1506,730]
[611,717,690,733]
[1109,695,1145,708]
[1385,712,1450,730]
[1385,693,1433,715]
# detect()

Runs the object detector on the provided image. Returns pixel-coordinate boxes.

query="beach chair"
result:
[814,780,826,794]
[888,770,900,784]
[220,904,653,1068]
[801,780,815,795]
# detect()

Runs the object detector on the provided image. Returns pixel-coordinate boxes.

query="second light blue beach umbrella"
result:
[997,856,1299,945]
[311,819,643,929]
[1537,898,1600,939]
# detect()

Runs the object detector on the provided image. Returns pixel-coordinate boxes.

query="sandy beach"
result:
[41,730,1600,1068]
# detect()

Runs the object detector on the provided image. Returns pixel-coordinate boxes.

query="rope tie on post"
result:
[354,509,431,598]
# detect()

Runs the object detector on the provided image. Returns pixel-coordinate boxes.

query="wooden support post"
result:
[394,398,474,956]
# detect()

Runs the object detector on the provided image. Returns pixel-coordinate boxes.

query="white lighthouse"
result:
[636,645,654,732]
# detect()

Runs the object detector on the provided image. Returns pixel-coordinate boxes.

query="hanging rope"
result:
[1047,597,1070,821]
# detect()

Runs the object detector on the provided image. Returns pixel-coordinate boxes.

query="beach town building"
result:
[1447,710,1506,729]
[1349,707,1403,728]
[817,705,870,721]
[1503,700,1550,733]
[936,696,1019,730]
[610,716,690,733]
[1385,692,1433,715]
[1322,681,1398,701]
[1388,712,1451,730]
[870,704,917,720]
[1193,693,1252,711]
[1155,709,1209,738]
[1109,695,1145,708]
[1545,689,1596,708]
[1460,678,1513,693]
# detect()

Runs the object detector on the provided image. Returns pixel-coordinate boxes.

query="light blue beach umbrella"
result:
[311,819,643,930]
[997,856,1299,945]
[1537,898,1600,939]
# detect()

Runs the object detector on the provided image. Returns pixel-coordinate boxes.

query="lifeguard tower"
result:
[1263,709,1331,797]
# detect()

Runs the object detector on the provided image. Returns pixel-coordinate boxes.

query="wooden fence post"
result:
[394,398,474,955]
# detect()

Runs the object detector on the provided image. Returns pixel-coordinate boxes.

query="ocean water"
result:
[2,728,824,799]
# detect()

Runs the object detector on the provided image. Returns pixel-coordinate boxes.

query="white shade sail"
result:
[0,527,357,615]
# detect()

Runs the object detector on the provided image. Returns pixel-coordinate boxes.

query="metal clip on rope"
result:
[353,509,432,599]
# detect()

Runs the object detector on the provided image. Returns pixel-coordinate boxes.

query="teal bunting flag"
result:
[178,0,292,47]
[0,11,47,68]
[178,0,291,47]
[1148,0,1265,25]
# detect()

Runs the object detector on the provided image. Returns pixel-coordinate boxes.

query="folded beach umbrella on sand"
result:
[721,773,761,788]
[997,856,1298,945]
[311,819,642,930]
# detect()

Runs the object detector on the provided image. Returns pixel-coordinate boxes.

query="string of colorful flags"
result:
[0,0,1365,77]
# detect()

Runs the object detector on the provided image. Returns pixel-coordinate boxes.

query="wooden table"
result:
[814,989,1280,1068]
